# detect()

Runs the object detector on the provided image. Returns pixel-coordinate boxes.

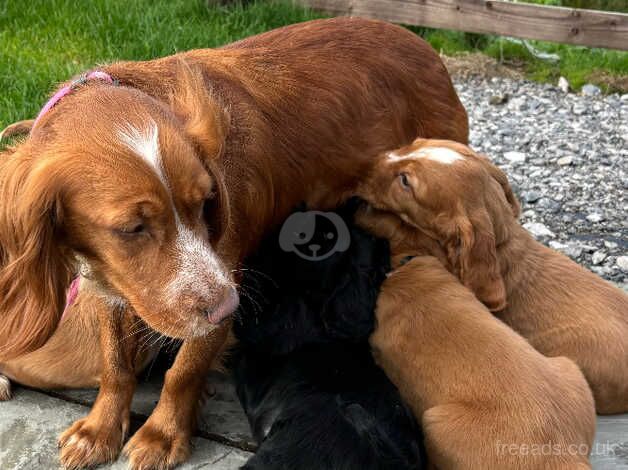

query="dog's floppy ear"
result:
[475,154,520,218]
[170,60,231,244]
[0,119,35,140]
[203,159,231,244]
[169,59,229,161]
[448,209,506,312]
[0,146,73,360]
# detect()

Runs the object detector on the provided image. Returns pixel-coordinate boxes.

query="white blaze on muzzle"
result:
[118,120,230,308]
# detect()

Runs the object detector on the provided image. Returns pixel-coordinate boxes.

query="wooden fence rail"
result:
[297,0,628,50]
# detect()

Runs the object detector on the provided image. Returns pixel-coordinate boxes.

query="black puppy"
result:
[231,203,425,470]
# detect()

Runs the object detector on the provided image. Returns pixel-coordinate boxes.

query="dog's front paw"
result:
[123,419,190,470]
[58,414,128,469]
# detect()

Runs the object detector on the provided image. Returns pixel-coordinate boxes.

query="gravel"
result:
[455,77,627,286]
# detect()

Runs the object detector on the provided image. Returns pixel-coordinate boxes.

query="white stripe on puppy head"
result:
[118,120,167,185]
[388,146,464,165]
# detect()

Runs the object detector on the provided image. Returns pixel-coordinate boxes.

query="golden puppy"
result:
[358,137,628,414]
[356,208,596,469]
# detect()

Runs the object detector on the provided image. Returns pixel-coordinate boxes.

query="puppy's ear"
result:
[0,119,35,140]
[449,209,506,312]
[0,146,73,360]
[476,154,521,218]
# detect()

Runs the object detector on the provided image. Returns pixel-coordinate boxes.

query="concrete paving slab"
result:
[0,388,252,469]
[52,372,255,451]
[591,414,628,469]
[2,372,626,469]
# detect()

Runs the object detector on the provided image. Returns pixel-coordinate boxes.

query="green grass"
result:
[412,28,628,92]
[0,0,323,128]
[1,0,626,131]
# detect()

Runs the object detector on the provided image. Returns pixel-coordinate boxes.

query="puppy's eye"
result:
[298,232,307,239]
[398,173,411,190]
[326,232,334,240]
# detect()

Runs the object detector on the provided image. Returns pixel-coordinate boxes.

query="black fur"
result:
[231,202,425,469]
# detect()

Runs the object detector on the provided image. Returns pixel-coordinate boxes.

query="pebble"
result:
[604,241,619,250]
[557,156,574,166]
[549,241,568,251]
[592,251,607,265]
[504,151,527,163]
[617,256,628,272]
[522,190,542,203]
[581,83,601,97]
[523,222,555,239]
[586,213,605,223]
[564,244,583,259]
[558,76,570,94]
[489,94,509,105]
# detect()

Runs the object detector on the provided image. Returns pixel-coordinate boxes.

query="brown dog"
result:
[356,208,596,468]
[358,137,628,415]
[0,19,468,469]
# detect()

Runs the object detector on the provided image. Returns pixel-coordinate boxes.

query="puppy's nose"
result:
[309,244,321,254]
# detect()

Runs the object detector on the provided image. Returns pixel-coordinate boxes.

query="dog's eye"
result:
[298,232,307,239]
[326,232,334,240]
[399,173,411,190]
[116,223,146,237]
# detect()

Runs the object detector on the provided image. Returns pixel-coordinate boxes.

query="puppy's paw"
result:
[123,420,190,470]
[0,375,12,401]
[58,414,128,469]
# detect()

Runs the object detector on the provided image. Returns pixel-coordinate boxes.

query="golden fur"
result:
[0,19,468,469]
[357,137,628,414]
[359,245,595,469]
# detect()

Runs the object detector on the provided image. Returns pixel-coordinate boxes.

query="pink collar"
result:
[33,71,115,129]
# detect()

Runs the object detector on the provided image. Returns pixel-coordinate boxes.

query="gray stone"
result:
[489,94,509,105]
[2,388,625,469]
[558,76,570,93]
[0,388,253,469]
[564,243,584,259]
[522,191,542,203]
[581,83,601,97]
[504,151,527,163]
[56,371,256,450]
[617,256,628,272]
[549,241,568,251]
[557,156,574,166]
[523,222,555,239]
[537,198,561,213]
[590,414,628,469]
[604,241,619,250]
[586,213,605,223]
[592,251,607,265]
